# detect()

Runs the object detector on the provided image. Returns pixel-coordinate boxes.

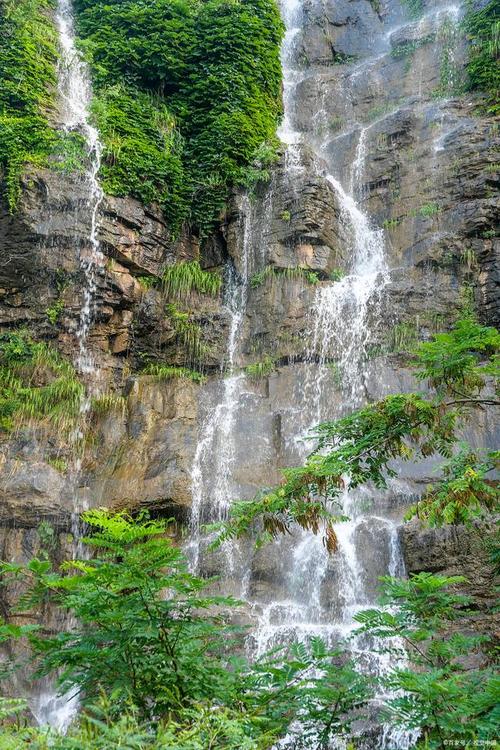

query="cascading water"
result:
[186,1,466,747]
[30,0,105,731]
[188,195,254,574]
[56,0,105,383]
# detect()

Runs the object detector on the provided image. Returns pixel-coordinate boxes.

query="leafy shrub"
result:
[91,85,188,233]
[355,573,499,748]
[406,445,499,526]
[0,510,371,745]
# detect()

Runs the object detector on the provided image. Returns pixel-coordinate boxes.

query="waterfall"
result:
[186,0,442,746]
[56,0,104,382]
[188,195,254,574]
[29,0,105,731]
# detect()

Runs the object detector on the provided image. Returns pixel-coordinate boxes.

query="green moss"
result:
[0,331,84,433]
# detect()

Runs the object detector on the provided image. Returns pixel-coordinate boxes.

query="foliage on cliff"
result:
[0,0,58,210]
[465,0,500,113]
[73,0,283,235]
[215,317,500,550]
[355,573,499,749]
[0,331,83,432]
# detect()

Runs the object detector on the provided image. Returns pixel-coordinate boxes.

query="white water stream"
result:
[30,0,105,731]
[186,0,457,747]
[56,0,105,380]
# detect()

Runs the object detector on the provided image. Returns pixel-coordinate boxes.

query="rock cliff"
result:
[0,0,498,705]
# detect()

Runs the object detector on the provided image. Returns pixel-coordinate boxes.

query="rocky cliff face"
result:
[0,0,498,704]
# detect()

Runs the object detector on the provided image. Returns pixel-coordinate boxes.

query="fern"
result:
[0,331,84,432]
[162,261,221,301]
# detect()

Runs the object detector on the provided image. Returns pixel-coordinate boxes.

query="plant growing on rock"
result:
[244,356,276,379]
[161,260,222,300]
[0,331,84,433]
[142,363,206,383]
[72,0,284,237]
[0,0,59,210]
[464,0,500,115]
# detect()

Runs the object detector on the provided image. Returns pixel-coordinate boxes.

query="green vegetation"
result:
[91,85,187,231]
[215,316,499,549]
[329,268,346,282]
[329,116,343,131]
[166,303,209,361]
[415,202,441,217]
[0,510,370,747]
[37,521,57,556]
[162,260,222,301]
[0,331,84,432]
[45,300,64,326]
[0,0,58,210]
[244,355,275,379]
[90,393,126,417]
[46,456,68,474]
[401,0,424,20]
[391,35,434,61]
[464,0,500,114]
[382,217,401,230]
[142,363,206,383]
[389,320,419,353]
[73,0,284,236]
[0,513,496,747]
[355,573,498,748]
[250,266,319,288]
[407,445,499,526]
